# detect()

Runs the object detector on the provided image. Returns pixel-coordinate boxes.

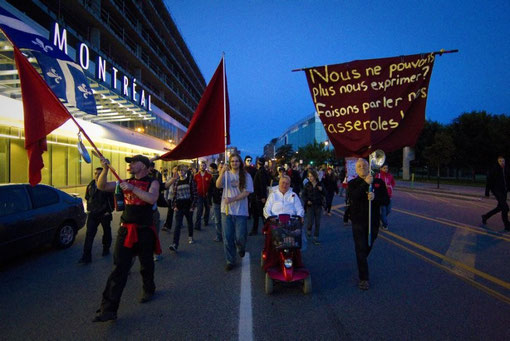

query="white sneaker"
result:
[188,237,194,244]
[153,254,161,261]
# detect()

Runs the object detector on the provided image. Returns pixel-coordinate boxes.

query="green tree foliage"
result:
[275,144,294,163]
[296,141,332,166]
[423,130,455,188]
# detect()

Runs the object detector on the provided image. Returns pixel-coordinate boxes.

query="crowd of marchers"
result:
[80,150,508,323]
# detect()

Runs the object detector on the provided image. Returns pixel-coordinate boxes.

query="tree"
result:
[423,131,455,188]
[275,144,294,164]
[296,141,331,166]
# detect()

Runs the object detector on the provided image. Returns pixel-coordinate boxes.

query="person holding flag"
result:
[348,158,388,291]
[216,153,253,271]
[92,154,161,322]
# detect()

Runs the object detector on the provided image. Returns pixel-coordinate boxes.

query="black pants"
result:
[325,192,335,213]
[351,222,379,281]
[82,212,112,258]
[484,191,509,228]
[251,200,265,232]
[164,205,174,230]
[100,226,155,313]
[173,201,193,247]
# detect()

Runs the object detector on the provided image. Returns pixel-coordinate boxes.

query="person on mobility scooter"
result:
[262,175,312,294]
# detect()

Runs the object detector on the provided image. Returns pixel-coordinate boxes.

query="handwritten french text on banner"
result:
[304,53,435,157]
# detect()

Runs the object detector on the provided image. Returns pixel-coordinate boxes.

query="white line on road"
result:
[238,252,253,341]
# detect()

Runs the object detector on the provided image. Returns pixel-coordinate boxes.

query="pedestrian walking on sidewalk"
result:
[482,156,510,231]
[375,163,395,231]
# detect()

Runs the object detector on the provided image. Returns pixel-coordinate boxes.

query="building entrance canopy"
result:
[0,32,155,124]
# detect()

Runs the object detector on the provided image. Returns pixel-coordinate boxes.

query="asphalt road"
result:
[1,190,509,340]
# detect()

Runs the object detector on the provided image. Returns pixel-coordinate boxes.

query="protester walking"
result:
[194,161,212,230]
[250,157,271,235]
[216,153,254,271]
[348,158,388,291]
[302,169,326,245]
[323,167,339,216]
[78,167,114,264]
[208,163,223,242]
[169,165,197,251]
[93,155,161,322]
[162,166,178,232]
[482,156,510,231]
[375,163,396,230]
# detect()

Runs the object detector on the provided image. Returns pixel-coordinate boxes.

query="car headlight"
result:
[284,259,293,268]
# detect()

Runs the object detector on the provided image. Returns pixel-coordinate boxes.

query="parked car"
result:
[0,184,86,263]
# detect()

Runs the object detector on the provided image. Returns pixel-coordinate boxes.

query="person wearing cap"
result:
[92,154,161,322]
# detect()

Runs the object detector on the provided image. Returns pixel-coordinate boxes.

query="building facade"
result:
[0,0,206,186]
[273,112,332,152]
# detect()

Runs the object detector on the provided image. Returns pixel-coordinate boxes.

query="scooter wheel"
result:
[265,273,273,294]
[303,275,312,294]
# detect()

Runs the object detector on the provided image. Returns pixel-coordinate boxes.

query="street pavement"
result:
[0,184,509,340]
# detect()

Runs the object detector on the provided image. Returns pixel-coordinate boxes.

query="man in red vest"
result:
[194,161,212,230]
[93,155,160,322]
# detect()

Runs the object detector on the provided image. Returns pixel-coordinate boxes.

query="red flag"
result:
[303,53,435,157]
[160,58,230,161]
[13,47,71,185]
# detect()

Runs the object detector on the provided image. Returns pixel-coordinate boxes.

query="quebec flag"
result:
[0,6,97,114]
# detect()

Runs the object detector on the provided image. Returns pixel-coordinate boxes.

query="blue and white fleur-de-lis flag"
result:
[0,6,97,115]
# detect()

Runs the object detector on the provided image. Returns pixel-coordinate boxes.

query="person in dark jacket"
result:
[208,163,223,241]
[482,156,510,231]
[348,158,388,291]
[169,165,197,251]
[323,167,339,216]
[302,169,326,245]
[250,158,271,235]
[79,167,114,264]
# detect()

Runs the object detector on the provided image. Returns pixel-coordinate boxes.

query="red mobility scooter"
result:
[261,214,311,294]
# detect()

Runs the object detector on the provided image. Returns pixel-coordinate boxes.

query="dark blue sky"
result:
[165,1,509,157]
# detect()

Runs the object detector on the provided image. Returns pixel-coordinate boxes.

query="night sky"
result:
[165,0,509,158]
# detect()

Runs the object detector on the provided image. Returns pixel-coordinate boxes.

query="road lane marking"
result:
[442,227,476,279]
[383,231,510,290]
[381,235,510,305]
[393,208,510,242]
[238,252,253,341]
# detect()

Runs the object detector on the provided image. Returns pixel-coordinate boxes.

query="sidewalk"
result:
[396,180,487,202]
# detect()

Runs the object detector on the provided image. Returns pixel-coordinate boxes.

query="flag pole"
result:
[9,43,122,182]
[222,53,229,215]
[291,49,459,72]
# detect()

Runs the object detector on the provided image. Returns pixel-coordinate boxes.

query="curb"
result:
[397,186,484,202]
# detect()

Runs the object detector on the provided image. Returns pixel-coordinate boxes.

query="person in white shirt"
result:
[216,153,254,271]
[264,175,304,219]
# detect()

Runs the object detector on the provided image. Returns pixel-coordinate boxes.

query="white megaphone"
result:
[368,149,386,246]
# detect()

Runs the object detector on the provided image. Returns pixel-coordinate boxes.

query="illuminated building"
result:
[0,0,205,186]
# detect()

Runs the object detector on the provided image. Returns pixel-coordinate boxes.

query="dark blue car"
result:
[0,184,86,263]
